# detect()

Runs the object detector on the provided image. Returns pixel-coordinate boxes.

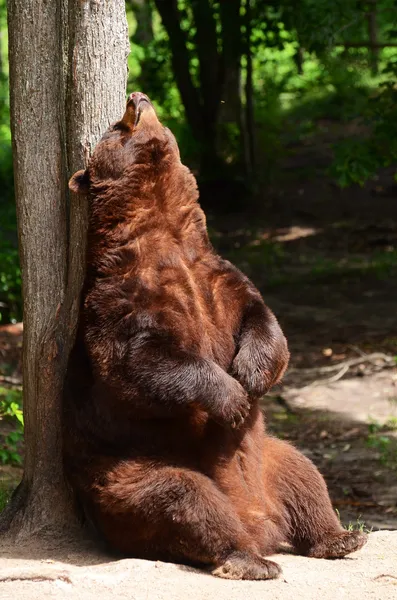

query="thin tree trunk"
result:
[216,0,243,169]
[155,0,246,177]
[0,29,4,79]
[128,0,154,47]
[219,0,242,126]
[127,0,154,96]
[154,0,202,141]
[190,0,220,118]
[0,0,129,541]
[242,0,255,179]
[294,46,304,75]
[154,0,222,176]
[367,1,378,75]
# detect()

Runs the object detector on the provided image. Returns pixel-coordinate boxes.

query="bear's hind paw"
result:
[308,530,368,559]
[212,551,282,580]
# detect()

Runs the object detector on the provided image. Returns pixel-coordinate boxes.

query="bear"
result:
[62,91,367,580]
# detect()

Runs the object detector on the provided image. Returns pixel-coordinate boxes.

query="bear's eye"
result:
[111,122,130,134]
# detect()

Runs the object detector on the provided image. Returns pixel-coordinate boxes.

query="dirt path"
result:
[0,531,396,600]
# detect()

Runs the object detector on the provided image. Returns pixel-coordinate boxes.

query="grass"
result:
[336,508,373,534]
[347,516,373,534]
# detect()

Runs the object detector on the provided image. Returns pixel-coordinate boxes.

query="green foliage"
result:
[331,139,379,188]
[224,240,397,292]
[248,4,396,181]
[0,429,23,465]
[0,386,23,425]
[366,420,397,470]
[223,239,287,283]
[331,54,397,187]
[0,199,21,325]
[0,386,23,466]
[124,0,397,188]
[0,1,20,324]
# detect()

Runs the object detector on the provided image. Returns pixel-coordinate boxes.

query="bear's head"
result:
[69,93,207,274]
[69,92,197,207]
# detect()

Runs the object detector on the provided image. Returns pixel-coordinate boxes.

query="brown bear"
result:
[63,92,367,580]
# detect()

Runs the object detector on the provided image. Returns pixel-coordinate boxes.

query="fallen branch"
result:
[333,500,379,508]
[347,344,368,358]
[285,353,396,388]
[373,574,397,582]
[324,363,351,384]
[288,353,395,376]
[0,567,72,583]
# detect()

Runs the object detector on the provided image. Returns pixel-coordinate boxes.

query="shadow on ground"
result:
[263,391,397,531]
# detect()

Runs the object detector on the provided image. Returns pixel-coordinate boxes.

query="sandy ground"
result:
[282,368,397,425]
[0,531,396,600]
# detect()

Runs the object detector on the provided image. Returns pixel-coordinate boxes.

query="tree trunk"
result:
[367,2,378,75]
[219,0,242,126]
[127,0,155,97]
[190,0,220,119]
[0,0,129,541]
[128,0,154,47]
[242,0,255,179]
[154,0,222,176]
[154,0,202,141]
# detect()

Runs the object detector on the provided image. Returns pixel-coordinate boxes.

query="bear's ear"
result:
[69,169,89,194]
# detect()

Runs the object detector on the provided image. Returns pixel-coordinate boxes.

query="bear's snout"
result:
[128,92,152,110]
[124,91,158,130]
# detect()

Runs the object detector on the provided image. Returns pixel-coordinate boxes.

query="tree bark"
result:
[0,0,129,541]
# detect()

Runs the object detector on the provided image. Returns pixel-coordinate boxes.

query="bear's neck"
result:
[86,195,211,280]
[85,161,211,280]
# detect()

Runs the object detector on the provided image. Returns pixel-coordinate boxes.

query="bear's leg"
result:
[97,462,281,580]
[262,437,367,558]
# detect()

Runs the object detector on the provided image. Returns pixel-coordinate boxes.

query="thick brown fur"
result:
[63,93,367,580]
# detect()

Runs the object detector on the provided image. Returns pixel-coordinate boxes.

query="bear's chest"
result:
[85,258,240,370]
[144,260,238,366]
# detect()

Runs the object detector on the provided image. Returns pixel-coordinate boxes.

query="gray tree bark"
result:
[0,0,129,540]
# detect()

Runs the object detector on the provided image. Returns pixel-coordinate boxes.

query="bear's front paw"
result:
[232,344,288,398]
[232,351,272,398]
[210,377,250,430]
